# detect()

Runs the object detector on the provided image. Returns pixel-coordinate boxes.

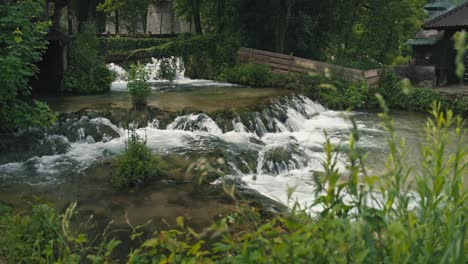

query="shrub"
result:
[0,203,119,263]
[63,22,115,94]
[284,73,370,110]
[376,69,467,115]
[98,37,172,56]
[111,132,159,188]
[157,57,178,81]
[317,78,370,109]
[127,63,151,109]
[219,63,274,86]
[0,0,56,132]
[375,68,409,109]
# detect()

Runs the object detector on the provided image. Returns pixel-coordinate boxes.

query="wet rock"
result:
[0,133,70,164]
[258,143,309,175]
[50,116,121,143]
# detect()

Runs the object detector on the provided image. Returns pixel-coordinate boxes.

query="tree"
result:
[173,0,203,34]
[97,0,151,33]
[0,0,56,132]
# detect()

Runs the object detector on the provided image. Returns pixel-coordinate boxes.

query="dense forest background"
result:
[101,0,430,66]
[1,0,467,131]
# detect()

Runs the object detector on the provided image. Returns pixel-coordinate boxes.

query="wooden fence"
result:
[238,47,380,87]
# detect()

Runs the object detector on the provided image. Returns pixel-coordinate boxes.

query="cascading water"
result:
[107,57,235,91]
[0,95,395,212]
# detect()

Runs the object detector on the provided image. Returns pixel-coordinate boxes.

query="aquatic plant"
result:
[126,63,151,109]
[111,131,159,188]
[157,57,178,82]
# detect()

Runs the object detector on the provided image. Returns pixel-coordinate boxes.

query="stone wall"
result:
[104,1,193,34]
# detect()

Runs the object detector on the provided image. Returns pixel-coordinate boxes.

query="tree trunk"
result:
[277,0,294,53]
[115,10,119,34]
[216,0,225,32]
[191,0,202,34]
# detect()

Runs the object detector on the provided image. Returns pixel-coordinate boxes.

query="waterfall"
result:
[107,57,235,91]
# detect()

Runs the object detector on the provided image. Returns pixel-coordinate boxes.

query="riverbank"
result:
[214,63,468,117]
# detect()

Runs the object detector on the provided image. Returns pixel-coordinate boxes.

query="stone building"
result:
[104,0,194,34]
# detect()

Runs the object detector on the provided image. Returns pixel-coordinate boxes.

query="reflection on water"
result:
[38,85,293,113]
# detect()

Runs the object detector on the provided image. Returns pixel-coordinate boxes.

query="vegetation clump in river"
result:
[126,63,151,110]
[111,132,160,188]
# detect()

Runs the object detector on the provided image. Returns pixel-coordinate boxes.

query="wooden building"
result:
[407,1,468,85]
[422,1,468,83]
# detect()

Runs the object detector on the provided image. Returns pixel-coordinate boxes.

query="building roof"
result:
[422,2,468,30]
[407,30,445,46]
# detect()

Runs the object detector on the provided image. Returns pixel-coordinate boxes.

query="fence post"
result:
[288,53,293,74]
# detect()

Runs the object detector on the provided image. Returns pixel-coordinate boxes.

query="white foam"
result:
[107,58,236,91]
[0,96,405,213]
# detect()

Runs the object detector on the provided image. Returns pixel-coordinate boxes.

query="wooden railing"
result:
[238,48,380,87]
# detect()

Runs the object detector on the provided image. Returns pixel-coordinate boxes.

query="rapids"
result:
[1,93,450,214]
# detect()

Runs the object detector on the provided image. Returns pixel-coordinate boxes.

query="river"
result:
[0,63,465,229]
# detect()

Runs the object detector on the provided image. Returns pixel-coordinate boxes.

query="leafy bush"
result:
[376,69,467,115]
[63,22,115,94]
[219,63,274,86]
[0,100,57,132]
[127,63,151,109]
[317,78,370,109]
[0,0,56,132]
[98,37,172,56]
[157,57,178,81]
[377,69,412,109]
[111,132,159,188]
[283,73,370,110]
[0,203,119,263]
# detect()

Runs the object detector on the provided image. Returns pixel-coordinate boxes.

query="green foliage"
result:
[0,100,57,131]
[107,33,241,80]
[316,78,370,110]
[63,22,115,94]
[286,74,371,110]
[0,0,56,132]
[377,69,412,109]
[376,69,468,115]
[0,203,119,263]
[219,63,274,86]
[111,132,160,188]
[126,63,151,109]
[157,57,178,82]
[97,0,151,33]
[98,37,172,56]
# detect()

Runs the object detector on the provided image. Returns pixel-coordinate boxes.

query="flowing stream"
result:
[1,61,465,227]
